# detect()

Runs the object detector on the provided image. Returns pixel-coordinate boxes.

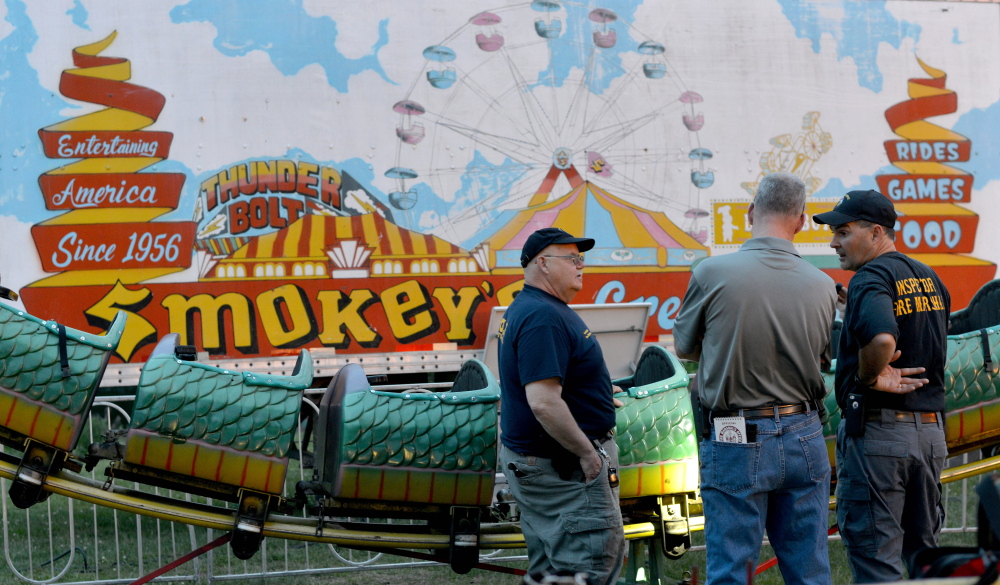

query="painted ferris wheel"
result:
[385,1,714,246]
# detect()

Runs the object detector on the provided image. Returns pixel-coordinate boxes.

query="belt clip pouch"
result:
[746,423,757,443]
[692,392,708,439]
[844,392,866,437]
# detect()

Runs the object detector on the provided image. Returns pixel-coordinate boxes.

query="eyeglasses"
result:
[540,254,586,267]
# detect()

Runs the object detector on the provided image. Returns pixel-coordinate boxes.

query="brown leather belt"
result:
[866,410,938,423]
[712,401,818,420]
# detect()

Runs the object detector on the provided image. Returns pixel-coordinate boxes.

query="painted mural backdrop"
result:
[1,0,998,362]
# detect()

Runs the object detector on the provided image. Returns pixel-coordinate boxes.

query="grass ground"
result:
[0,492,981,585]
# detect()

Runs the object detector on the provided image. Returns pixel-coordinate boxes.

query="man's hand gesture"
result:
[870,350,928,395]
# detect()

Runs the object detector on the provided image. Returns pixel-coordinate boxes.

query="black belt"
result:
[866,410,938,424]
[712,401,819,420]
[597,429,615,443]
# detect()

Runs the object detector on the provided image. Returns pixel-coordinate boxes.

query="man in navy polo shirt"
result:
[498,228,625,585]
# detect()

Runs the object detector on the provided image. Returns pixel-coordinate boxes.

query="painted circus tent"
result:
[481,179,708,272]
[1,0,999,367]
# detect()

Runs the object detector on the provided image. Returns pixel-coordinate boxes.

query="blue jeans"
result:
[700,411,832,585]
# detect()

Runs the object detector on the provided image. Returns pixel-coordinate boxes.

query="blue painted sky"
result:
[952,101,1000,186]
[1,0,997,251]
[772,0,1000,201]
[67,0,89,30]
[0,0,73,222]
[0,0,398,225]
[813,101,1000,199]
[452,1,645,245]
[778,0,921,92]
[170,0,395,92]
[406,150,527,247]
[528,0,641,94]
[813,173,885,199]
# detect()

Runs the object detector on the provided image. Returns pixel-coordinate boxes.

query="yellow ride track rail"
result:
[823,453,1000,509]
[6,452,996,551]
[0,455,657,549]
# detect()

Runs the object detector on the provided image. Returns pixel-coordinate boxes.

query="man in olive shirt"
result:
[673,172,836,585]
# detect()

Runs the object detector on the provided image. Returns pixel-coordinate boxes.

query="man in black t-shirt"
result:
[815,190,950,583]
[498,228,625,585]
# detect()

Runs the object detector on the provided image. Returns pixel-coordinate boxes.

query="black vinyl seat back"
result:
[149,333,180,358]
[632,345,678,388]
[0,274,17,301]
[451,360,491,393]
[314,363,369,485]
[291,350,306,376]
[950,279,1000,335]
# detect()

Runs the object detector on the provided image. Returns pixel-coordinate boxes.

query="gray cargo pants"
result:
[835,414,947,583]
[500,443,626,585]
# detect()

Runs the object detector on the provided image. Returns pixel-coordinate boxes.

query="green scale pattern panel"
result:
[821,326,1000,436]
[341,392,498,472]
[944,327,1000,412]
[131,356,302,458]
[822,371,839,437]
[0,307,111,415]
[615,388,698,465]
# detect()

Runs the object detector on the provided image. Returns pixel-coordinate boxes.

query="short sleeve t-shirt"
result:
[498,285,616,456]
[835,252,950,412]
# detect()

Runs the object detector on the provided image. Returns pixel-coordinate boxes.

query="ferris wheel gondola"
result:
[472,12,505,52]
[394,100,426,145]
[683,207,711,244]
[589,8,617,48]
[680,91,704,131]
[638,41,666,79]
[384,167,420,229]
[423,45,457,89]
[387,2,716,243]
[531,0,562,39]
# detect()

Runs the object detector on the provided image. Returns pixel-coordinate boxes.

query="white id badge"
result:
[713,416,748,443]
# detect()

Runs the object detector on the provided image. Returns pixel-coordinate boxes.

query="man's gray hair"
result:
[753,172,806,217]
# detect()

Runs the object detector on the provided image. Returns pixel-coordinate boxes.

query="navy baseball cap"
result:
[812,189,897,229]
[520,228,595,267]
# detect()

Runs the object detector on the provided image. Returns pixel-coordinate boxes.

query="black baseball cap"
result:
[520,228,595,267]
[812,189,897,229]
